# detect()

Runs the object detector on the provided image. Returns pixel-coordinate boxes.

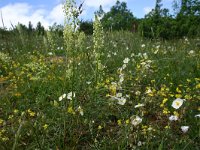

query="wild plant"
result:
[63,0,85,105]
[93,15,105,100]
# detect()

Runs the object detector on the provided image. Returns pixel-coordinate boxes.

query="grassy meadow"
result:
[0,29,200,149]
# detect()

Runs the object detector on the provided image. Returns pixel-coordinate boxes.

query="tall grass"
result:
[0,30,199,149]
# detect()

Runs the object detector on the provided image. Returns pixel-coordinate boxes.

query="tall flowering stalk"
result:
[63,0,85,105]
[62,1,85,147]
[93,15,104,99]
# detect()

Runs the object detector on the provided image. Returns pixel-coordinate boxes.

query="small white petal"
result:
[131,116,142,126]
[169,115,178,121]
[181,126,189,133]
[195,114,200,118]
[134,103,145,108]
[123,58,130,64]
[117,97,126,105]
[116,93,122,98]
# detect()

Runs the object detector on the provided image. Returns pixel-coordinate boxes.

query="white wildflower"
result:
[188,50,195,55]
[131,116,142,126]
[181,126,189,133]
[131,53,135,57]
[119,74,124,83]
[134,103,144,108]
[86,81,91,85]
[67,92,75,100]
[169,115,178,121]
[143,53,148,59]
[146,88,152,94]
[135,91,141,96]
[109,95,126,105]
[116,93,122,98]
[48,52,53,56]
[123,58,130,64]
[122,64,127,69]
[154,49,159,54]
[59,93,66,101]
[137,141,142,147]
[195,114,200,118]
[156,45,160,49]
[172,98,185,109]
[77,106,84,116]
[117,97,126,105]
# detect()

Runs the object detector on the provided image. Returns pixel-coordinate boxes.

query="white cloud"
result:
[85,0,116,8]
[143,7,153,15]
[84,0,127,9]
[0,0,128,29]
[47,4,64,25]
[0,3,65,29]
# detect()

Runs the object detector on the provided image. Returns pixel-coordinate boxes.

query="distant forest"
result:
[0,0,200,39]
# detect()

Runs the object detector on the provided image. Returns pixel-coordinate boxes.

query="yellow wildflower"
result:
[98,125,102,130]
[163,108,170,114]
[176,87,181,93]
[125,119,130,124]
[160,103,164,107]
[184,95,192,100]
[67,106,75,115]
[117,119,122,126]
[2,137,9,141]
[0,119,3,124]
[8,115,13,119]
[14,109,19,114]
[175,94,182,98]
[173,111,179,117]
[196,83,200,89]
[165,125,170,129]
[14,92,21,97]
[162,98,168,104]
[43,124,48,130]
[28,109,36,117]
[109,83,117,96]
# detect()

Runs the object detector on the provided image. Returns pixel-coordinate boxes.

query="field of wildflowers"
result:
[0,1,200,149]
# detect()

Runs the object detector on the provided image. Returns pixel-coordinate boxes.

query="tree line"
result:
[0,0,200,39]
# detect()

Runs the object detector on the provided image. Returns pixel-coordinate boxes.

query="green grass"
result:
[0,31,200,149]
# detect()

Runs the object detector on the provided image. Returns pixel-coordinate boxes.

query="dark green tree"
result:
[139,0,174,39]
[36,22,45,36]
[28,21,33,32]
[79,20,93,35]
[49,23,64,37]
[101,0,136,31]
[95,5,105,19]
[174,0,200,37]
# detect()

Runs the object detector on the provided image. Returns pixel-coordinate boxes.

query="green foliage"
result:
[175,0,200,37]
[0,30,200,149]
[139,0,200,39]
[49,23,64,37]
[79,20,93,35]
[101,1,136,31]
[36,22,45,36]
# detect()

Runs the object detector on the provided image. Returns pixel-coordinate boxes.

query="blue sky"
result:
[0,0,174,29]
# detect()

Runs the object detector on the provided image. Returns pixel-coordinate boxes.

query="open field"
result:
[0,31,200,149]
